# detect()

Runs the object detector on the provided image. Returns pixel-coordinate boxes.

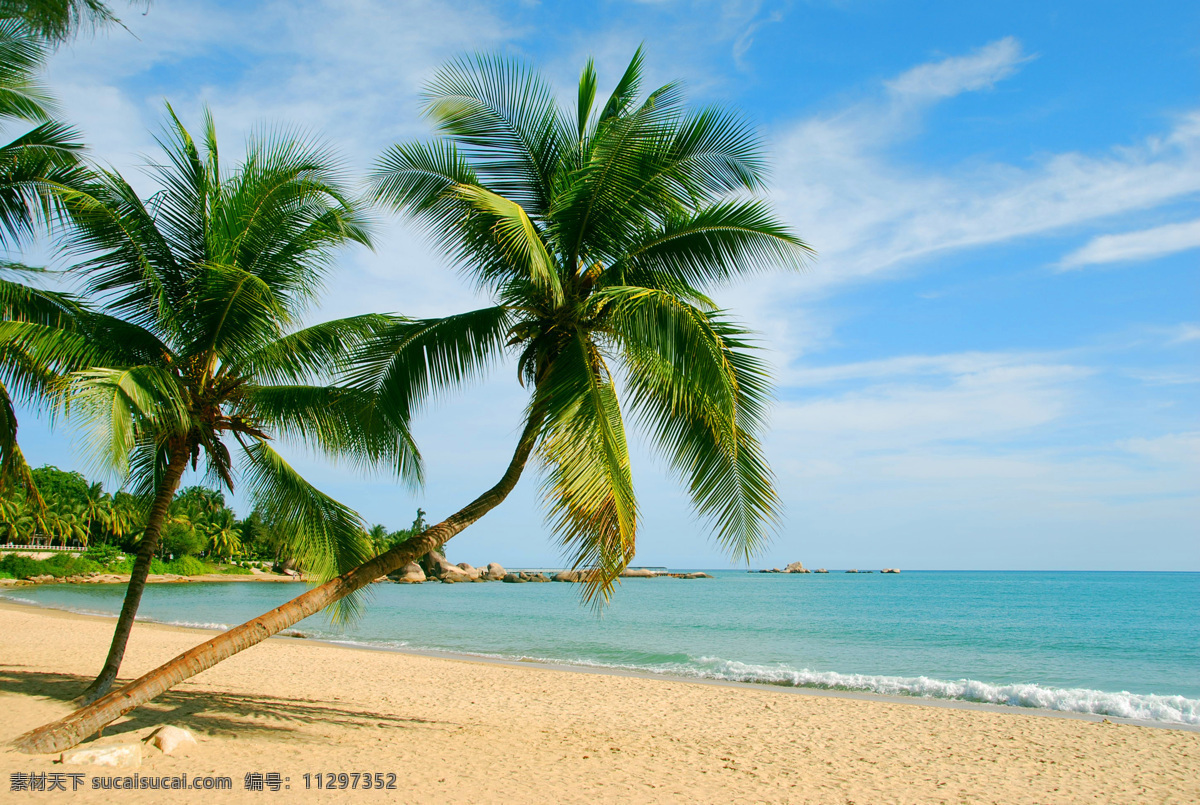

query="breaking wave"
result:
[659,657,1200,725]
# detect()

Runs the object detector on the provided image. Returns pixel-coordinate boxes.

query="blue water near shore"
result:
[6,570,1199,725]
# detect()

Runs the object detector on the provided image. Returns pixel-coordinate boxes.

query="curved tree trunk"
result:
[75,448,191,706]
[13,412,543,755]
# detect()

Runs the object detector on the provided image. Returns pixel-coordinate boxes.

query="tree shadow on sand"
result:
[0,666,451,743]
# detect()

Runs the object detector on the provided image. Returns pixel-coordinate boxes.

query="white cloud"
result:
[764,41,1200,300]
[1059,218,1200,269]
[1121,432,1200,466]
[777,353,1090,450]
[885,37,1029,102]
[1171,323,1200,343]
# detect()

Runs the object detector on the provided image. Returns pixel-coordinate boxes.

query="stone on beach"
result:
[422,554,473,582]
[144,726,197,755]
[388,562,426,583]
[61,743,142,768]
[502,573,526,583]
[784,561,810,573]
[620,568,659,578]
[485,563,507,580]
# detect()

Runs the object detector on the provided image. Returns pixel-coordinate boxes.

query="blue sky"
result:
[12,0,1199,570]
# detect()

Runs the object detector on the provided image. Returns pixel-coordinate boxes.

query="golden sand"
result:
[1,600,1196,803]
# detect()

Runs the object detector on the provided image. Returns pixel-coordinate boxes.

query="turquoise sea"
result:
[5,570,1198,725]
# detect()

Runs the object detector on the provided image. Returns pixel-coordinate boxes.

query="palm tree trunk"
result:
[75,448,190,706]
[13,411,543,755]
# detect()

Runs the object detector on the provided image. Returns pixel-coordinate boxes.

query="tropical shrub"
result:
[162,556,211,577]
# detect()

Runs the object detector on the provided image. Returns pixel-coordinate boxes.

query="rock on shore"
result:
[387,562,426,583]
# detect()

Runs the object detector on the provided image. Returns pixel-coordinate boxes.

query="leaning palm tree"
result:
[1,106,419,706]
[13,50,810,754]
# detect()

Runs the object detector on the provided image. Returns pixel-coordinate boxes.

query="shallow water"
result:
[7,570,1199,724]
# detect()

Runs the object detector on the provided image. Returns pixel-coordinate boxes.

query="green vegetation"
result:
[0,551,100,578]
[0,465,426,576]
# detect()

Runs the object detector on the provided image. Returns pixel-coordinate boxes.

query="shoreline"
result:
[2,596,1196,734]
[1,599,1197,803]
[0,573,306,586]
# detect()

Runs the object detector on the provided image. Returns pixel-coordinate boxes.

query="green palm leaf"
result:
[423,53,563,217]
[536,331,637,605]
[240,438,372,622]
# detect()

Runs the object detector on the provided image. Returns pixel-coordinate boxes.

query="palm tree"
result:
[366,523,390,556]
[1,106,419,705]
[50,501,87,545]
[12,50,809,754]
[79,480,110,539]
[205,508,241,561]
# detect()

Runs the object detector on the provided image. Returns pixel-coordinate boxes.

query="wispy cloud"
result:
[1171,323,1200,344]
[778,352,1091,450]
[767,43,1200,293]
[885,37,1031,102]
[1059,218,1200,269]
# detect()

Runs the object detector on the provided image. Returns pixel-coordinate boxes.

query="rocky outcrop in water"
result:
[383,562,710,584]
[752,561,811,574]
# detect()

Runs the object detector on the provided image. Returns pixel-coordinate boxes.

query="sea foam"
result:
[671,657,1200,725]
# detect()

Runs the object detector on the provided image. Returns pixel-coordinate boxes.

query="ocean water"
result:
[6,570,1199,725]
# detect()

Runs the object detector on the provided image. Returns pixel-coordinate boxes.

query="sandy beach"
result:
[1,600,1196,804]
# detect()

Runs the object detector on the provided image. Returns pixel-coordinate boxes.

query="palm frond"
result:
[213,122,372,309]
[552,79,687,267]
[0,0,135,44]
[453,183,562,302]
[0,120,86,248]
[612,298,779,561]
[370,141,520,295]
[65,364,191,477]
[341,306,512,423]
[576,57,597,140]
[232,313,397,385]
[614,199,811,288]
[536,331,637,606]
[240,438,372,622]
[239,383,421,486]
[422,53,564,217]
[0,19,52,121]
[596,46,645,126]
[0,266,82,326]
[178,262,288,365]
[58,168,184,334]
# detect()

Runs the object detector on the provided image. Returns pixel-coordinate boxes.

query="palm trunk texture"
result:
[76,448,191,706]
[13,415,542,755]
